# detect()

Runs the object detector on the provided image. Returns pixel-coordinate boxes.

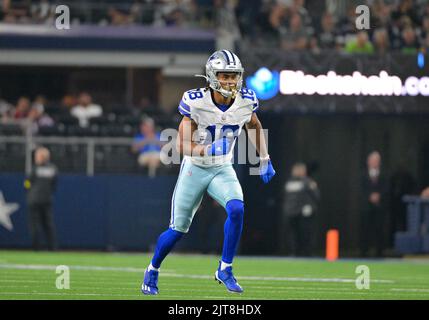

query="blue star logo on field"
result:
[246,68,279,100]
[0,191,19,231]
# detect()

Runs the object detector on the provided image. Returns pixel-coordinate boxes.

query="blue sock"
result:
[221,199,244,264]
[151,228,184,269]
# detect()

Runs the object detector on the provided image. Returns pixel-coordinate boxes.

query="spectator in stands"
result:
[213,0,241,50]
[388,12,405,50]
[0,1,5,21]
[391,0,420,28]
[164,7,187,27]
[1,0,30,23]
[0,97,12,121]
[360,151,388,258]
[194,0,216,29]
[308,35,320,54]
[25,146,58,251]
[70,92,103,128]
[236,0,262,39]
[133,96,161,118]
[400,26,420,54]
[9,96,31,120]
[61,94,77,112]
[373,28,391,55]
[28,95,47,120]
[268,1,286,36]
[29,0,55,25]
[107,6,132,26]
[129,0,156,25]
[421,186,429,199]
[289,0,312,33]
[371,0,393,30]
[421,2,429,22]
[280,12,308,51]
[131,117,164,178]
[316,12,340,50]
[154,0,192,28]
[344,31,375,54]
[422,34,429,52]
[417,16,429,44]
[245,0,277,45]
[29,95,54,133]
[336,4,360,46]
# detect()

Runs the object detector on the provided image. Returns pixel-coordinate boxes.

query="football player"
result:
[142,50,276,295]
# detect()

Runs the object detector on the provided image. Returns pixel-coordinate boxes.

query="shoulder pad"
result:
[240,87,259,112]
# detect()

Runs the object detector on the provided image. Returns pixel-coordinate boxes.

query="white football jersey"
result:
[178,87,259,167]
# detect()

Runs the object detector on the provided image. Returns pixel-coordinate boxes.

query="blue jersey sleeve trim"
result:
[252,103,259,112]
[178,105,191,118]
[180,100,191,112]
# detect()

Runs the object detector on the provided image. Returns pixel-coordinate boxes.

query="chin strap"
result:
[218,87,237,98]
[194,74,237,98]
[194,74,208,81]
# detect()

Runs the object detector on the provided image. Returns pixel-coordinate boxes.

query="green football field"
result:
[0,250,429,300]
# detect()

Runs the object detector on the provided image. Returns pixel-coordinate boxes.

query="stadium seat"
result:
[44,105,67,117]
[67,125,94,137]
[99,124,134,137]
[118,115,141,126]
[57,115,79,126]
[89,116,110,126]
[0,123,24,136]
[38,125,66,136]
[103,145,137,173]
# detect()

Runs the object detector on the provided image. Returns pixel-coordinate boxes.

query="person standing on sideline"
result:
[360,151,388,257]
[280,162,320,256]
[24,147,58,251]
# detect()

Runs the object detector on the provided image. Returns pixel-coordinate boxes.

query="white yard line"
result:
[0,292,243,299]
[155,271,395,284]
[0,264,174,273]
[0,292,141,297]
[0,263,394,284]
[390,288,429,293]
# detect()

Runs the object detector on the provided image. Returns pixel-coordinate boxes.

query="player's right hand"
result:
[205,137,230,156]
[260,158,276,184]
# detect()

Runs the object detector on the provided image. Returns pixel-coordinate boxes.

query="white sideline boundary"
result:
[0,263,394,284]
[390,288,429,293]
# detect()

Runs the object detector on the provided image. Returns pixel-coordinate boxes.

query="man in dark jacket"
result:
[280,162,320,256]
[25,147,58,250]
[360,151,388,257]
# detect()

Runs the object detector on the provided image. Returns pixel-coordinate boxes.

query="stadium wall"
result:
[0,174,181,251]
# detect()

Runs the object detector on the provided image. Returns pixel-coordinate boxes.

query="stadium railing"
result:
[0,120,136,175]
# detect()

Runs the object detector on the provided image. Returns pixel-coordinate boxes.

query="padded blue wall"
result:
[0,174,178,251]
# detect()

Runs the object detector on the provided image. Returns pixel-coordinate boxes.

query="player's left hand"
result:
[260,158,276,184]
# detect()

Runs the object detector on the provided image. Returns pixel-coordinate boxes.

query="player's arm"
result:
[176,116,206,157]
[176,117,231,157]
[246,112,276,183]
[245,113,269,159]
